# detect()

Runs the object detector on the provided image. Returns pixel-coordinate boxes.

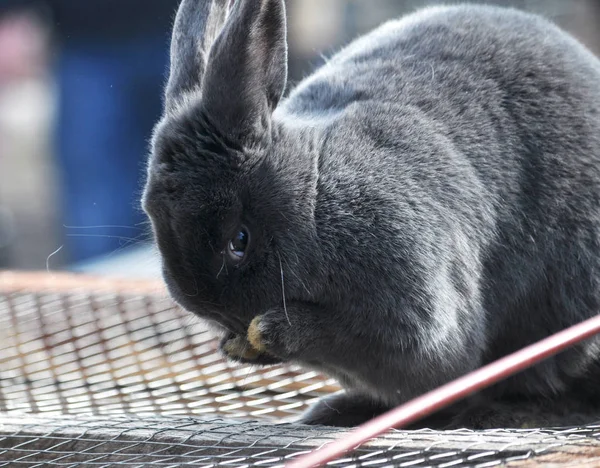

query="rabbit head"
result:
[142,0,320,338]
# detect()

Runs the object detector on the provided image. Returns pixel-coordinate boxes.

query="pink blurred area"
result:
[0,11,47,84]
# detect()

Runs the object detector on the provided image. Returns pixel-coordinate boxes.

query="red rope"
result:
[287,314,600,468]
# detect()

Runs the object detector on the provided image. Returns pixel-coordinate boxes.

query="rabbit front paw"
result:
[220,332,282,365]
[247,311,299,360]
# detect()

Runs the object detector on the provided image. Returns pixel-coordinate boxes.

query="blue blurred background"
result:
[0,0,598,278]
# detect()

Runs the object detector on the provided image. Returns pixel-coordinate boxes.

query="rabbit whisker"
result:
[64,232,149,260]
[278,251,292,327]
[66,233,141,242]
[46,245,64,273]
[216,255,226,279]
[63,224,143,230]
[241,350,258,386]
[280,243,311,295]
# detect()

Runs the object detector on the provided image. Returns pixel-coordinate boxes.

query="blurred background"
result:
[0,0,599,278]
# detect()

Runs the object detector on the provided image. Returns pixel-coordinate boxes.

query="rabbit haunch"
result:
[143,0,600,429]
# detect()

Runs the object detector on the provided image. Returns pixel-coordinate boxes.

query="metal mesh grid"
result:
[1,272,600,467]
[0,273,339,421]
[1,415,600,467]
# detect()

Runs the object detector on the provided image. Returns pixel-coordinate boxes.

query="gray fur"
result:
[143,1,600,428]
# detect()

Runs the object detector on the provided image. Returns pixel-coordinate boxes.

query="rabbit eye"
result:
[227,227,249,261]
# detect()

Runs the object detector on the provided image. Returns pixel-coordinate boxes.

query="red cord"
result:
[286,314,600,468]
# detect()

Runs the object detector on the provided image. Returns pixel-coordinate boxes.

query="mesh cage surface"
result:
[0,272,340,421]
[0,271,600,467]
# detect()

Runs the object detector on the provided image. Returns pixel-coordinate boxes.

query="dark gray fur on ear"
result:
[165,0,288,145]
[202,0,288,143]
[165,0,231,110]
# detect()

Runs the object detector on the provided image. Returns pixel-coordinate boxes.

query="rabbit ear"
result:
[201,0,288,145]
[165,0,232,110]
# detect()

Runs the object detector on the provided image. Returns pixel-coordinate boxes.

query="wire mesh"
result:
[1,271,600,467]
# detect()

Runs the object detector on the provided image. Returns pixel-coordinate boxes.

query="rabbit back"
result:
[276,4,600,399]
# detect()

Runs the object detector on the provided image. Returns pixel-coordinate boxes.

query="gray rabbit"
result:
[142,0,600,429]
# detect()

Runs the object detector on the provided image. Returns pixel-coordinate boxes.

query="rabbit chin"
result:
[161,275,247,336]
[182,302,249,338]
[202,319,232,339]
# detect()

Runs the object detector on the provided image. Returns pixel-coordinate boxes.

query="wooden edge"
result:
[0,271,167,295]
